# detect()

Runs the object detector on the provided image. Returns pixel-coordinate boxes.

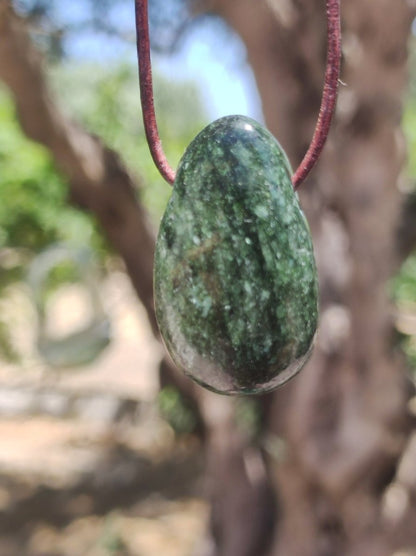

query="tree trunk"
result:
[204,1,416,554]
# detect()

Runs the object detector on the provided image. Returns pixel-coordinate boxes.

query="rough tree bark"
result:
[2,0,416,555]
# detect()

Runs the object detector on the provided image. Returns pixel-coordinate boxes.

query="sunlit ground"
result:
[0,270,208,555]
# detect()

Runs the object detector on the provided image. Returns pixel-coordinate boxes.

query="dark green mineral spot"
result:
[154,115,318,395]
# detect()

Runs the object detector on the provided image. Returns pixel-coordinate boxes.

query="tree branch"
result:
[0,0,157,333]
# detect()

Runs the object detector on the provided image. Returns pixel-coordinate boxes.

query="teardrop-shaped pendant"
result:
[154,115,318,395]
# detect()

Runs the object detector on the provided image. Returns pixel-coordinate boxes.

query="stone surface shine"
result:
[154,115,318,395]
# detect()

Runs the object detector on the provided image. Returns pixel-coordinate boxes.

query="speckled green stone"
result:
[154,115,318,395]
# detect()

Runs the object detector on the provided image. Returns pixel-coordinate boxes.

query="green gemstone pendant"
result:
[154,115,318,395]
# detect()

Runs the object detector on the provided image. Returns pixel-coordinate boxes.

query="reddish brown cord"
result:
[135,0,176,185]
[135,0,341,189]
[292,0,341,189]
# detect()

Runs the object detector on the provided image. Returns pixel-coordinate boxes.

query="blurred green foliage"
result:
[235,398,262,440]
[0,84,101,361]
[391,78,416,372]
[0,86,97,252]
[0,60,206,362]
[393,255,416,307]
[158,386,198,434]
[391,248,416,371]
[49,60,207,220]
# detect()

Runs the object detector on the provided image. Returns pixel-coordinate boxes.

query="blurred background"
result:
[1,0,416,555]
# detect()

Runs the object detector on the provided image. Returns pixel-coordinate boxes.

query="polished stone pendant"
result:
[154,115,318,395]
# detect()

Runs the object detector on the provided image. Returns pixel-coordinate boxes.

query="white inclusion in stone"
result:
[243,123,254,132]
[244,282,253,295]
[253,205,268,219]
[201,296,212,317]
[260,290,271,302]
